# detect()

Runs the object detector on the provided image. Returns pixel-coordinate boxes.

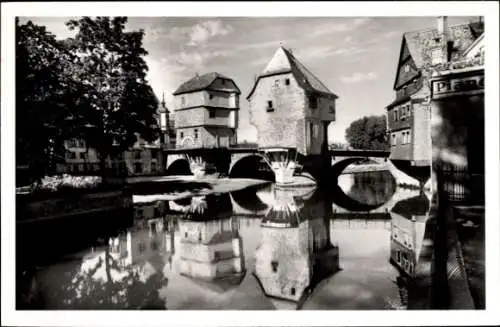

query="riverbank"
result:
[131,176,271,204]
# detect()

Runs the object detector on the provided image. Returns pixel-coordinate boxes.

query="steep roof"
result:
[172,72,241,96]
[402,22,482,68]
[247,46,338,100]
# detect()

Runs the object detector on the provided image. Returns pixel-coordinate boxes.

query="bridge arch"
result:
[329,156,386,177]
[229,153,275,181]
[166,157,192,176]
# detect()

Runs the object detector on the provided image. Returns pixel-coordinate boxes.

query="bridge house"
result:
[386,17,483,170]
[172,72,241,149]
[247,46,338,184]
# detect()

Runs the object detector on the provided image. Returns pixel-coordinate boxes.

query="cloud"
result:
[312,17,372,37]
[167,19,233,47]
[340,71,377,84]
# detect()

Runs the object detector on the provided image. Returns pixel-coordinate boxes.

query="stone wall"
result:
[249,72,307,152]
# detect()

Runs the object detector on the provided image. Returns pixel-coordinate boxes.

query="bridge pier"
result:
[165,148,231,179]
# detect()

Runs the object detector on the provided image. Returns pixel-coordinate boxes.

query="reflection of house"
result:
[389,194,430,277]
[109,215,176,274]
[255,188,339,304]
[386,17,483,166]
[178,217,245,286]
[173,72,241,149]
[171,193,245,290]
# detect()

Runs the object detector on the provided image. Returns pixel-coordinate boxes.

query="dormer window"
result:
[309,95,317,109]
[403,64,410,73]
[221,79,226,85]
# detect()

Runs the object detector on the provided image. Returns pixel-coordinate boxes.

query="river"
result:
[17,171,433,310]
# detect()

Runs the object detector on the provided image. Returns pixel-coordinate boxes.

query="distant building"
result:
[386,17,484,166]
[56,136,164,176]
[247,46,337,155]
[172,72,241,149]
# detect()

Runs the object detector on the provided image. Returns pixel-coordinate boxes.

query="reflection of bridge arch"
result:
[331,188,426,215]
[229,153,275,181]
[230,187,271,217]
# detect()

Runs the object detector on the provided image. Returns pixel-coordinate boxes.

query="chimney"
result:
[437,16,449,63]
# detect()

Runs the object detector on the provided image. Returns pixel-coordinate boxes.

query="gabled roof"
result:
[392,20,483,90]
[247,46,338,100]
[173,72,241,96]
[403,22,481,68]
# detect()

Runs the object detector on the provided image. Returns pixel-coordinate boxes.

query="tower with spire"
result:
[158,92,176,149]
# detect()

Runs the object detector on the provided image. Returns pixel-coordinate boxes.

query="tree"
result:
[16,19,86,182]
[64,17,159,174]
[345,115,389,151]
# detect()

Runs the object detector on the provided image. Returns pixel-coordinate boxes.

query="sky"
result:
[20,16,477,144]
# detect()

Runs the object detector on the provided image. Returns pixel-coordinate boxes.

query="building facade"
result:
[428,18,485,203]
[386,17,484,167]
[172,72,241,149]
[247,46,337,156]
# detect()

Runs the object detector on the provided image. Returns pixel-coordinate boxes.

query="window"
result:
[209,108,216,118]
[291,288,296,296]
[66,151,76,160]
[181,96,185,105]
[194,128,198,140]
[151,241,158,251]
[138,243,146,254]
[393,109,398,121]
[274,79,280,87]
[391,133,396,146]
[285,78,290,85]
[209,94,214,100]
[431,48,443,65]
[406,130,411,144]
[221,79,226,85]
[135,151,142,160]
[151,161,157,172]
[135,162,142,173]
[271,261,278,273]
[403,64,410,73]
[266,100,274,112]
[309,95,317,109]
[329,105,335,114]
[180,131,184,138]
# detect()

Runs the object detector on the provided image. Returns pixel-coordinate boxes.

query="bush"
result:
[31,174,103,193]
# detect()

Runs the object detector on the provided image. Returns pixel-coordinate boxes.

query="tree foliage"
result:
[345,115,389,151]
[16,17,160,181]
[16,19,82,180]
[65,17,159,161]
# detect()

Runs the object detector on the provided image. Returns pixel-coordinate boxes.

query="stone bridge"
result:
[163,147,430,189]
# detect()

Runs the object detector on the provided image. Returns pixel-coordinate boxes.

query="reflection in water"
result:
[389,193,431,278]
[177,194,246,292]
[255,187,340,308]
[339,171,396,206]
[19,171,433,310]
[60,202,174,309]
